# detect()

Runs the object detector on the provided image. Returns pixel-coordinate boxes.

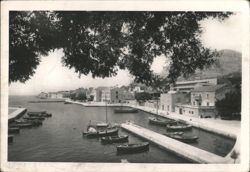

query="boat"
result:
[165,131,184,135]
[25,116,45,120]
[164,133,198,143]
[148,116,177,126]
[64,101,72,104]
[101,135,129,144]
[166,123,192,131]
[8,127,20,134]
[15,119,42,126]
[27,111,52,117]
[9,123,33,128]
[114,108,138,113]
[116,142,149,154]
[83,127,119,138]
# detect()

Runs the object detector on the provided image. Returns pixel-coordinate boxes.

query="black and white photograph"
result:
[1,1,249,172]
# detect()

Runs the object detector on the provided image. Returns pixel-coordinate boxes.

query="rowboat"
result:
[166,123,192,131]
[10,123,33,128]
[116,142,149,154]
[27,111,52,117]
[164,133,198,143]
[101,135,129,144]
[114,108,138,113]
[25,116,45,120]
[83,127,119,138]
[15,119,42,126]
[148,117,177,126]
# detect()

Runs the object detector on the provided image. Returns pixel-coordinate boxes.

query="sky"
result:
[9,13,243,95]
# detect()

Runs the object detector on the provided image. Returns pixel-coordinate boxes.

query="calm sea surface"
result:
[8,96,235,163]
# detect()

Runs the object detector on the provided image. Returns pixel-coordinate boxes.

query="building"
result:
[175,84,231,118]
[110,87,124,103]
[172,78,218,92]
[48,92,63,99]
[101,87,111,102]
[37,92,48,99]
[160,91,190,114]
[93,88,103,102]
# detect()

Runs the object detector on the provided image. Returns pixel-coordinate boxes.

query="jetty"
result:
[121,122,234,163]
[8,107,27,123]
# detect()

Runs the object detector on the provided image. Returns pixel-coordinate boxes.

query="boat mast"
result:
[156,97,158,115]
[105,93,107,123]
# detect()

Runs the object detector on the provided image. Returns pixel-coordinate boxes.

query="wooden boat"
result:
[83,127,119,138]
[165,131,184,135]
[164,133,198,143]
[8,127,20,134]
[10,122,33,128]
[148,117,177,126]
[64,101,72,104]
[27,111,52,117]
[117,142,149,154]
[114,108,138,113]
[101,135,129,144]
[25,116,45,120]
[166,123,192,131]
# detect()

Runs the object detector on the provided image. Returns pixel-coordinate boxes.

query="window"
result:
[198,102,201,106]
[162,105,164,110]
[167,105,170,111]
[177,98,181,102]
[207,94,209,98]
[207,102,209,106]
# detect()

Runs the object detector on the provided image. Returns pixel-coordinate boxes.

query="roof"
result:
[191,84,226,92]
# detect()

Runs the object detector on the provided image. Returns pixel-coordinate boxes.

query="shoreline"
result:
[66,99,240,163]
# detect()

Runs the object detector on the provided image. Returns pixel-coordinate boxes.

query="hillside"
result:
[176,49,242,81]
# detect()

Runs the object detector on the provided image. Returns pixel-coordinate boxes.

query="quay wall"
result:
[8,107,27,123]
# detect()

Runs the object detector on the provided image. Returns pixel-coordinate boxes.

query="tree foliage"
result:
[9,11,232,84]
[135,92,152,102]
[215,91,241,118]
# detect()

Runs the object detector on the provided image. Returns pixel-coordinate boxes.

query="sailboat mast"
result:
[156,97,158,115]
[105,93,107,123]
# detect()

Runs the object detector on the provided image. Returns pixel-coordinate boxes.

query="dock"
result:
[8,107,27,123]
[121,122,234,163]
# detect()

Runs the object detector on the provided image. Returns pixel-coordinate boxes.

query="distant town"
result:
[38,73,241,119]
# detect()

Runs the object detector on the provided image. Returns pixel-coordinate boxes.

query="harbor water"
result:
[8,96,235,163]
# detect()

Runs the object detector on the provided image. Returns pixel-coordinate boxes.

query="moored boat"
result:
[27,111,52,117]
[164,133,198,143]
[25,116,45,120]
[116,142,149,154]
[10,123,33,128]
[148,117,177,126]
[101,135,129,144]
[166,123,192,131]
[114,108,138,113]
[83,127,119,138]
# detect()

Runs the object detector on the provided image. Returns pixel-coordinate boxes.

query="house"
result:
[110,87,124,103]
[172,78,218,92]
[175,84,231,118]
[37,92,48,99]
[160,91,190,114]
[48,92,63,99]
